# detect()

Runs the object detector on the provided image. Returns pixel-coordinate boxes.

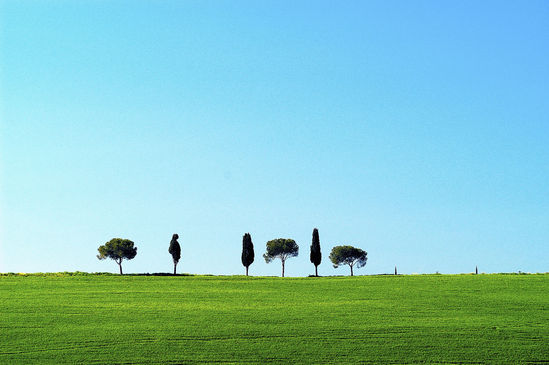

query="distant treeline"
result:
[96,229,369,276]
[1,272,543,277]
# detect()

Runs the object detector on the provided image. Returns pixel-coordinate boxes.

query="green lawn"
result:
[1,273,547,364]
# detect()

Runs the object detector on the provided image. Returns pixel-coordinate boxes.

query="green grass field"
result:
[1,273,547,364]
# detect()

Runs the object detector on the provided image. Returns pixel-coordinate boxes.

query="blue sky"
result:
[1,1,548,276]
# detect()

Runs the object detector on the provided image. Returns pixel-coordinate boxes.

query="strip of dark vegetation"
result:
[0,272,196,277]
[1,271,546,277]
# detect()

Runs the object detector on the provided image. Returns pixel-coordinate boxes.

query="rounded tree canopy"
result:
[329,245,367,268]
[97,238,137,262]
[263,238,299,263]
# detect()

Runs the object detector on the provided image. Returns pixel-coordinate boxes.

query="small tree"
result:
[97,238,137,274]
[169,233,181,275]
[309,228,322,276]
[241,233,255,276]
[263,238,299,277]
[329,245,367,276]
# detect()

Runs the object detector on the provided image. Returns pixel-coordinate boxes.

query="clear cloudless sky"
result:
[0,1,548,276]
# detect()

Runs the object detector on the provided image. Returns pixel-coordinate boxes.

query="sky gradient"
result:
[1,1,548,276]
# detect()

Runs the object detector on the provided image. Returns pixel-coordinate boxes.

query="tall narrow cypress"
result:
[310,228,322,276]
[241,233,254,276]
[168,234,181,275]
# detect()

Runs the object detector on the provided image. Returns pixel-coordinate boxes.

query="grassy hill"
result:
[1,273,547,363]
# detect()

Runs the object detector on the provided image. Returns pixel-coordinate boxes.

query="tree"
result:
[97,238,137,274]
[263,238,299,277]
[329,245,367,276]
[241,233,255,276]
[309,228,321,277]
[169,233,181,275]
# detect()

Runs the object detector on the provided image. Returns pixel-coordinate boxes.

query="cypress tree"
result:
[241,233,254,276]
[310,228,322,277]
[168,233,181,275]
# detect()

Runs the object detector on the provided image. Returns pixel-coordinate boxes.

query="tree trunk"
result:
[315,265,318,277]
[475,266,478,275]
[281,260,285,277]
[174,263,177,275]
[246,266,249,276]
[395,266,397,275]
[350,265,353,277]
[119,262,123,275]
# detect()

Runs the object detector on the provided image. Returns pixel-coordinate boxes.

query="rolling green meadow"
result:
[1,273,547,364]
